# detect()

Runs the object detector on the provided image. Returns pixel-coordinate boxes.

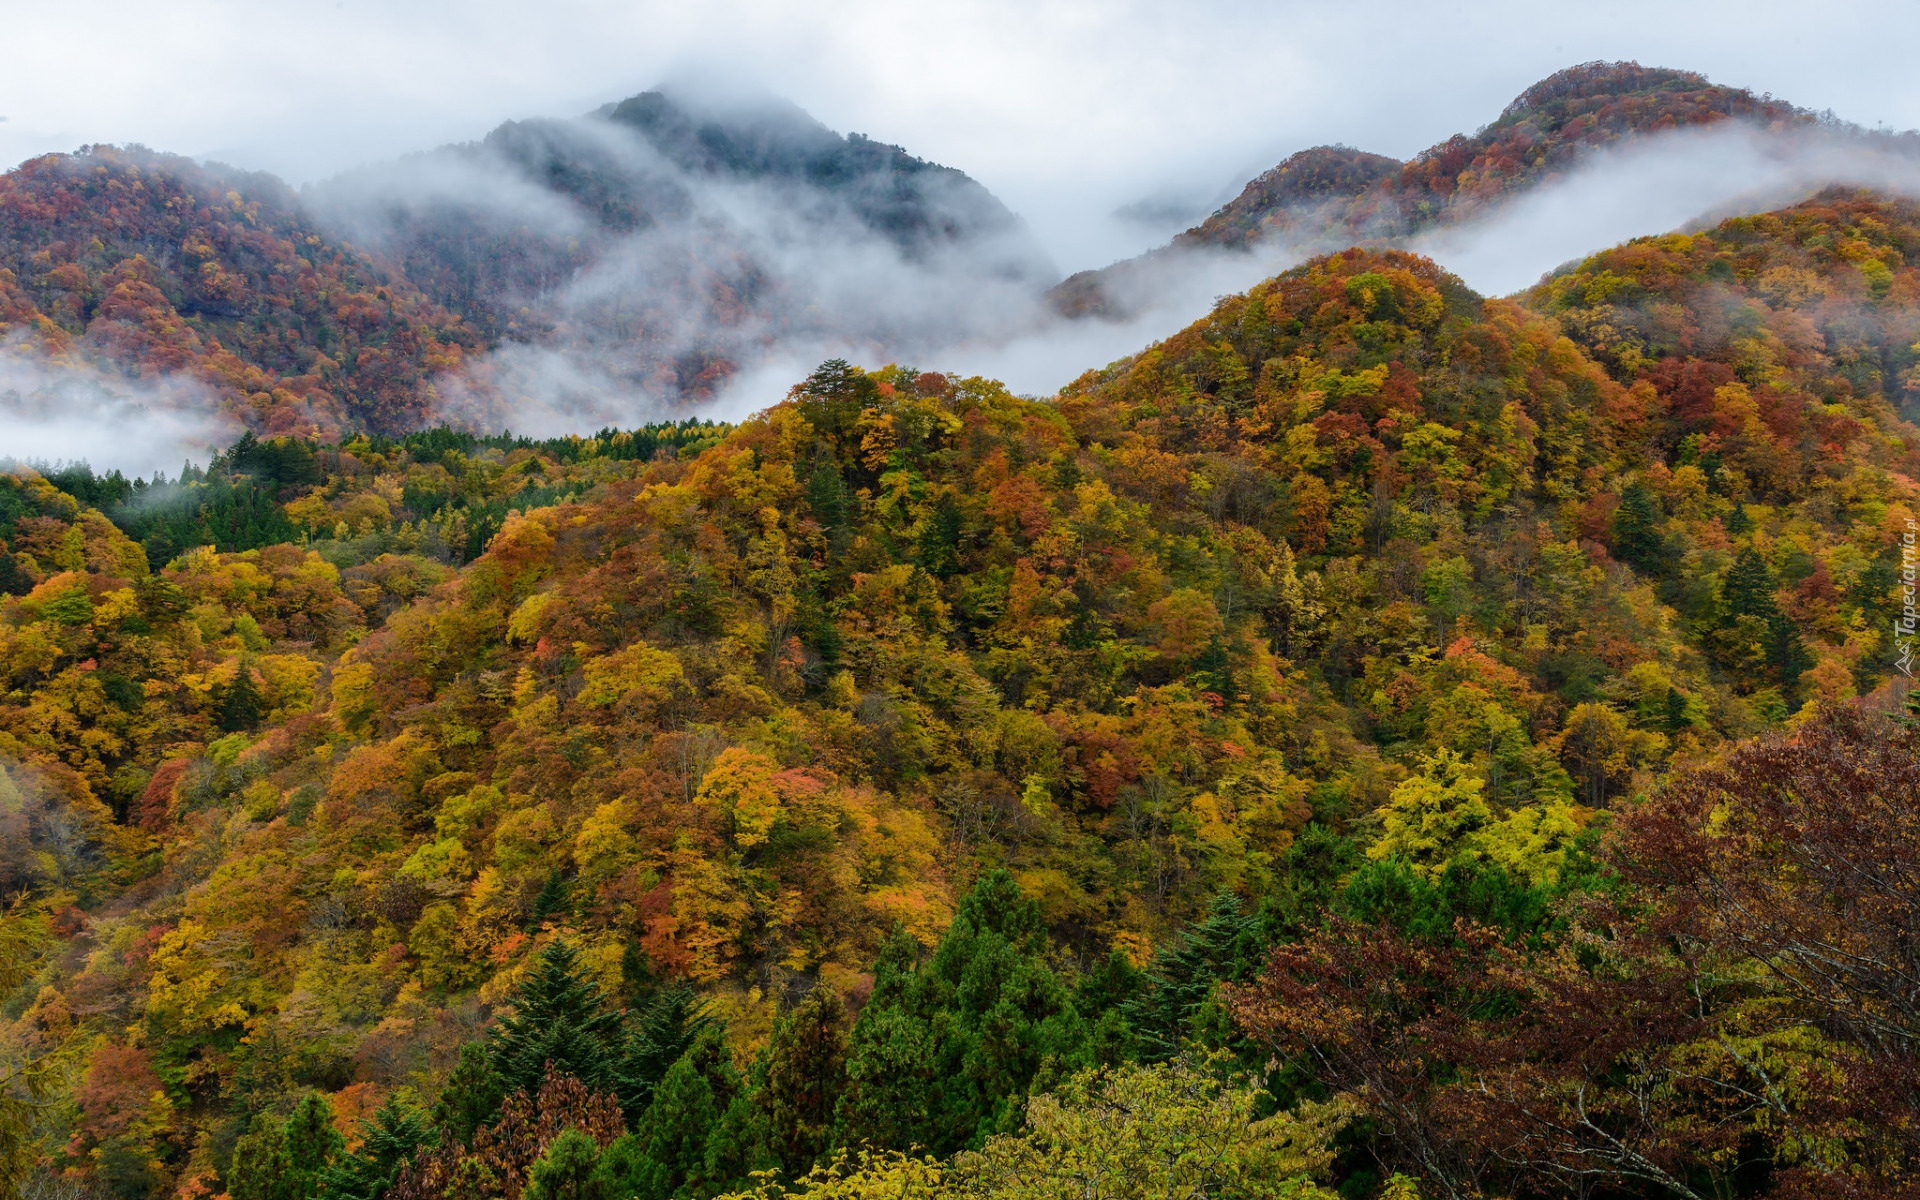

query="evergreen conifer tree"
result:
[1722,547,1780,620]
[1124,893,1263,1059]
[220,658,264,733]
[754,986,847,1178]
[523,1129,605,1200]
[431,1043,506,1148]
[835,871,1092,1156]
[227,1113,290,1200]
[527,871,571,932]
[1611,481,1664,570]
[632,1029,739,1198]
[615,983,709,1123]
[285,1093,346,1200]
[322,1096,432,1200]
[490,942,625,1096]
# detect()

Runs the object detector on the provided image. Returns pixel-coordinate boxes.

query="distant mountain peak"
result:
[1494,61,1719,124]
[1052,60,1846,319]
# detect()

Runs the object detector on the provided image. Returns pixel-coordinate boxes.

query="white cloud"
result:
[0,343,233,477]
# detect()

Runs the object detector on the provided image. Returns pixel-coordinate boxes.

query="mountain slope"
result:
[5,178,1918,1199]
[310,88,1055,412]
[1054,61,1909,317]
[0,89,1048,443]
[0,146,481,436]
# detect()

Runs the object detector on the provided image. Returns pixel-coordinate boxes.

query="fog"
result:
[303,108,1920,431]
[1411,124,1920,297]
[935,122,1920,401]
[0,342,233,478]
[306,95,1059,432]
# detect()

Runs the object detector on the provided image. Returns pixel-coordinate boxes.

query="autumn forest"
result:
[1,61,1917,1200]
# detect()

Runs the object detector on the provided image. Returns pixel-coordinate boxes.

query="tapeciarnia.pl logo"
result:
[1899,517,1917,679]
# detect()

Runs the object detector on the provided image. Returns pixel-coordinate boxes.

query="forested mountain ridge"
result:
[1053,60,1920,317]
[306,86,1054,414]
[0,183,1916,1200]
[0,88,1047,439]
[0,146,481,436]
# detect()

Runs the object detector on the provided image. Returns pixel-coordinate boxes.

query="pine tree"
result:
[1722,547,1780,621]
[755,986,848,1178]
[285,1092,346,1200]
[615,983,709,1123]
[220,657,264,733]
[523,1129,605,1200]
[228,1113,291,1200]
[431,1043,505,1148]
[1611,481,1663,571]
[527,871,571,932]
[831,929,932,1153]
[323,1096,433,1200]
[835,872,1092,1156]
[633,1029,739,1197]
[490,942,626,1096]
[1124,894,1263,1060]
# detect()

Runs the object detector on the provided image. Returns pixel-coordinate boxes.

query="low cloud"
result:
[310,98,1058,430]
[1409,122,1920,296]
[0,341,233,477]
[932,121,1920,401]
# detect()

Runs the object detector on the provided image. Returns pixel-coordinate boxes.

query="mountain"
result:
[308,87,1055,418]
[2,178,1917,1199]
[1054,61,1920,317]
[0,146,481,436]
[0,90,1050,444]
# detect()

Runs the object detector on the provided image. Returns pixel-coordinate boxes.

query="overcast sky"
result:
[4,0,1919,273]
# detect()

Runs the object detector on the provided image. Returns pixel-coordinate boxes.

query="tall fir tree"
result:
[1123,893,1264,1060]
[834,871,1094,1156]
[754,986,848,1179]
[630,1028,740,1199]
[431,1043,506,1149]
[1611,480,1664,571]
[490,942,626,1096]
[219,657,264,733]
[285,1093,346,1200]
[615,984,709,1124]
[322,1097,433,1200]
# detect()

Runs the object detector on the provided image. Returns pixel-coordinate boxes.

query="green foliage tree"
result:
[524,1129,606,1200]
[219,657,264,733]
[1124,895,1262,1060]
[616,984,711,1123]
[286,1093,347,1200]
[1366,750,1491,878]
[754,986,848,1179]
[491,942,626,1096]
[1610,480,1663,570]
[836,873,1095,1156]
[323,1096,434,1200]
[228,1112,291,1200]
[432,1042,507,1149]
[630,1027,741,1199]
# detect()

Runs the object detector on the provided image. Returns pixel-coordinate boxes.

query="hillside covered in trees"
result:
[1052,61,1920,318]
[0,174,1917,1200]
